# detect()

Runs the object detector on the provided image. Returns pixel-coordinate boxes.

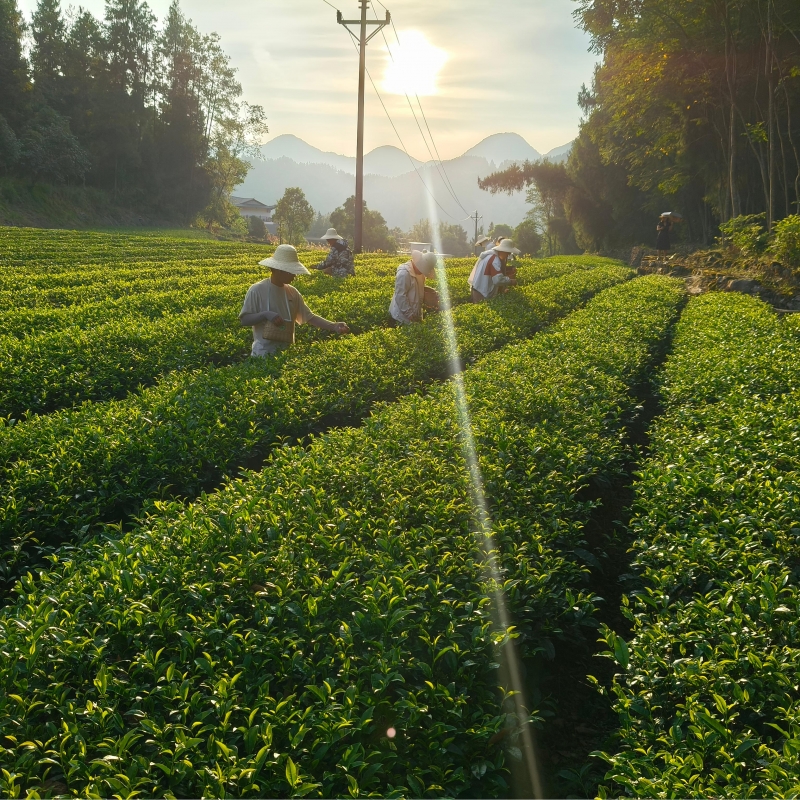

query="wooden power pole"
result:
[338,1,390,253]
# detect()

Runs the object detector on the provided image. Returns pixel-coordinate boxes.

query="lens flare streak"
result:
[426,204,545,798]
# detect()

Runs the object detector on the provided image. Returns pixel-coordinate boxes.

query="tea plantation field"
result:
[0,226,798,798]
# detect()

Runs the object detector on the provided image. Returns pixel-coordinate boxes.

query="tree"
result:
[274,187,314,246]
[514,217,542,256]
[201,102,268,229]
[438,222,470,256]
[408,218,432,243]
[18,107,90,183]
[487,222,514,240]
[247,215,267,239]
[308,211,331,238]
[0,114,20,173]
[30,0,66,103]
[330,195,396,251]
[0,0,30,131]
[481,161,577,255]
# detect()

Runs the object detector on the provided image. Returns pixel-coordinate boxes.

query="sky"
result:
[17,0,599,160]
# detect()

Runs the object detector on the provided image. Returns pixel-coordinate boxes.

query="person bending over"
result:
[468,238,520,302]
[389,249,440,325]
[311,227,355,277]
[240,244,350,357]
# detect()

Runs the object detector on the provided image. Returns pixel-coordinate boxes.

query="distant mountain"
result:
[543,141,573,163]
[462,133,542,166]
[260,134,423,177]
[238,132,573,232]
[364,145,424,178]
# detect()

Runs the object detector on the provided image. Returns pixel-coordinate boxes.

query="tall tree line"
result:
[482,0,800,251]
[0,0,266,223]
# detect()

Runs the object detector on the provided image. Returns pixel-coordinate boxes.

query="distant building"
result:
[230,196,277,233]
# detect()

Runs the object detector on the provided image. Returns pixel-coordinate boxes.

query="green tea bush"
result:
[596,293,800,797]
[770,214,800,268]
[718,213,769,255]
[0,224,597,415]
[0,276,683,798]
[0,265,630,596]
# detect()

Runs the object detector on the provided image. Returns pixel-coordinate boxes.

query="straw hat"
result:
[475,236,490,246]
[322,227,343,241]
[411,249,438,277]
[259,244,310,275]
[493,238,521,255]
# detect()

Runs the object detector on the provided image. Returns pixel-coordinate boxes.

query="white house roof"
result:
[230,196,276,210]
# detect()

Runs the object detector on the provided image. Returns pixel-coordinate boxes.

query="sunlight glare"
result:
[383,30,448,96]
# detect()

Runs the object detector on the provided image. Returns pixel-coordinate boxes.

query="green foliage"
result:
[274,187,314,247]
[247,215,267,239]
[597,292,800,797]
[770,214,800,268]
[17,107,90,184]
[488,222,514,240]
[0,275,683,797]
[437,222,470,256]
[0,254,630,596]
[718,213,768,255]
[514,218,542,256]
[407,218,432,243]
[0,114,19,173]
[330,195,396,252]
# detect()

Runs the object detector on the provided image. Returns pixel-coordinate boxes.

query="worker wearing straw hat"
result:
[389,249,440,325]
[468,238,520,302]
[239,244,350,357]
[311,227,355,277]
[474,235,491,256]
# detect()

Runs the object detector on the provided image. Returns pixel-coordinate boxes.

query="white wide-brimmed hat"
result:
[493,238,521,255]
[322,227,343,241]
[475,236,490,246]
[259,244,310,275]
[411,249,438,277]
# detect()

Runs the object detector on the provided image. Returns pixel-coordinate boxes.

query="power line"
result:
[323,0,468,224]
[371,5,468,216]
[374,2,473,218]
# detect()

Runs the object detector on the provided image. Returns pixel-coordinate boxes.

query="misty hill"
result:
[462,132,542,166]
[239,133,573,231]
[543,141,573,163]
[261,134,424,177]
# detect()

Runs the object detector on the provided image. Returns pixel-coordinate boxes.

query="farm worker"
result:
[474,235,490,256]
[239,244,350,357]
[469,238,520,303]
[389,249,440,325]
[311,227,355,277]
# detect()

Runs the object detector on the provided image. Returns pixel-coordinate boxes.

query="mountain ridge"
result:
[240,132,574,231]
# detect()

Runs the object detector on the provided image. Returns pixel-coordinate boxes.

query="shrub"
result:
[770,214,800,268]
[717,212,768,255]
[0,276,683,798]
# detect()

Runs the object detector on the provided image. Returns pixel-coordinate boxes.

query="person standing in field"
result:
[469,238,520,302]
[389,249,440,325]
[656,215,673,259]
[239,244,350,357]
[310,227,355,277]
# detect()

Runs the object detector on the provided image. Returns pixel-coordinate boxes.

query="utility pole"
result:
[338,1,390,253]
[471,210,483,243]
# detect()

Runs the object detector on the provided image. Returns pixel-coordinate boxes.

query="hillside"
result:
[239,132,572,230]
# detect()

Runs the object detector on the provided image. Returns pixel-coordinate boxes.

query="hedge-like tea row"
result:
[0,276,684,798]
[596,293,800,797]
[0,265,630,595]
[0,261,482,418]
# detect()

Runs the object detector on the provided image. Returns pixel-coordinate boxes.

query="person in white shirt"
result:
[468,238,521,303]
[474,235,490,256]
[239,244,350,357]
[389,250,440,325]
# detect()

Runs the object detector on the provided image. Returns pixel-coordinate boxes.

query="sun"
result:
[382,30,448,96]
